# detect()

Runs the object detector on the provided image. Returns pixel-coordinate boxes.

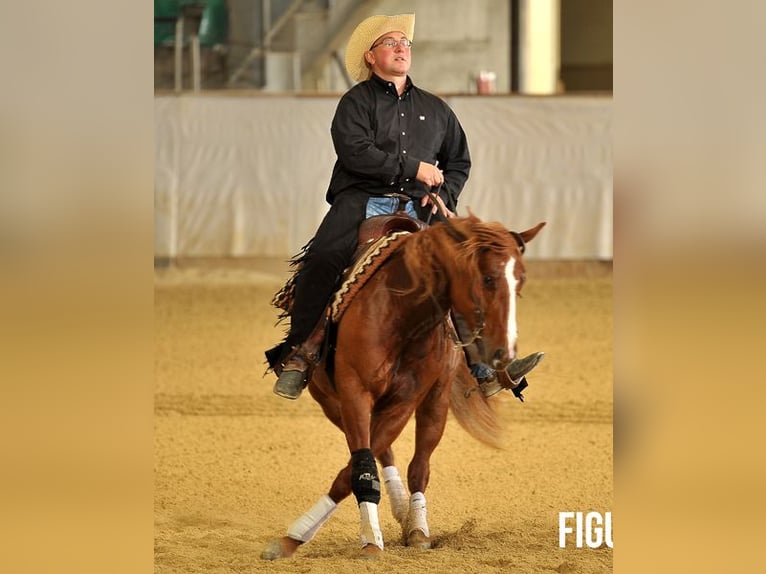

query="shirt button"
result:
[400,113,404,117]
[401,131,406,135]
[400,187,405,192]
[402,150,407,154]
[405,178,410,182]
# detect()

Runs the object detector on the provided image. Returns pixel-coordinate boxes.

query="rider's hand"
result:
[415,161,444,188]
[420,193,455,218]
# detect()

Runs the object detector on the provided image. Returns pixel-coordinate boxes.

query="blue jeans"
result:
[365,196,418,219]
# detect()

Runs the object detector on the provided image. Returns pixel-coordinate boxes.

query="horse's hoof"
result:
[359,544,383,559]
[260,536,301,560]
[407,529,432,550]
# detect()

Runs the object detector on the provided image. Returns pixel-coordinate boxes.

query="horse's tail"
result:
[449,360,504,449]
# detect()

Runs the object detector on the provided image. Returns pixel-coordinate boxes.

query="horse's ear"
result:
[517,221,546,244]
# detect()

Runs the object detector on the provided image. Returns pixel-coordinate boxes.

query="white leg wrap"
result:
[382,465,409,525]
[287,494,337,543]
[408,491,430,538]
[358,501,384,549]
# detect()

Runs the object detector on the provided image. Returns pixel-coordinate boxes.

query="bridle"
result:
[440,219,487,348]
[509,230,526,254]
[422,184,526,351]
[448,303,485,348]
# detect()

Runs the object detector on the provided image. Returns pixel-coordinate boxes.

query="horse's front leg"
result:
[260,453,384,560]
[338,376,419,556]
[260,492,339,560]
[335,373,385,557]
[262,369,347,561]
[405,378,451,549]
[261,449,364,559]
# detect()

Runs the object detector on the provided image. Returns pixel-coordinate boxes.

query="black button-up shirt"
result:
[326,74,471,206]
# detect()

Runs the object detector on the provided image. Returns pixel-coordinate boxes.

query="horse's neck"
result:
[383,248,451,335]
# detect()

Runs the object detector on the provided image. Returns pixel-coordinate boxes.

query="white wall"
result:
[155,93,612,259]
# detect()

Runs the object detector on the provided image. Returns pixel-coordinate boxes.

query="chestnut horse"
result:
[262,214,545,560]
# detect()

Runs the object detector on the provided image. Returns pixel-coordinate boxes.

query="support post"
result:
[191,35,201,92]
[174,17,184,92]
[517,0,560,94]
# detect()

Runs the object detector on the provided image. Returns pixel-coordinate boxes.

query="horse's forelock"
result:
[452,219,517,267]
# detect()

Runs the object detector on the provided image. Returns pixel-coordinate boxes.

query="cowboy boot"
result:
[506,351,544,383]
[473,352,545,399]
[273,315,329,400]
[452,312,544,399]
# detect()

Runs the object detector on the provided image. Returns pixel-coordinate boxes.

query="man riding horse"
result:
[265,13,543,400]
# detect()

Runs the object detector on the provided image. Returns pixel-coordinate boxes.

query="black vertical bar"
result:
[510,0,519,92]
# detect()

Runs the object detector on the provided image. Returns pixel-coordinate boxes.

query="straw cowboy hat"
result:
[344,13,415,83]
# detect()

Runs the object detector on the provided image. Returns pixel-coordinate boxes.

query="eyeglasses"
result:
[370,38,413,50]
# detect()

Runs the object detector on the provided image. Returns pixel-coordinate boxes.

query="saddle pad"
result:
[330,231,412,322]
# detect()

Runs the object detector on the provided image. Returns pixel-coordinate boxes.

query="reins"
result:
[424,181,458,225]
[423,180,527,257]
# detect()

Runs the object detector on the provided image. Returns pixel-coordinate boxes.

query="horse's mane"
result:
[399,215,517,302]
[395,215,518,450]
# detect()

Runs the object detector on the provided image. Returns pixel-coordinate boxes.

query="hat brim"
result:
[344,14,415,83]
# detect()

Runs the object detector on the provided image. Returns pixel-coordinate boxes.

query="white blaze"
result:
[504,257,518,358]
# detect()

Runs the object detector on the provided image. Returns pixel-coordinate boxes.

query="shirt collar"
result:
[370,73,413,96]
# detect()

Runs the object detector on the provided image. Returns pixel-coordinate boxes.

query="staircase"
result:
[227,0,384,91]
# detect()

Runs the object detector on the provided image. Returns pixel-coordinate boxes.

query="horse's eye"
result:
[483,275,495,288]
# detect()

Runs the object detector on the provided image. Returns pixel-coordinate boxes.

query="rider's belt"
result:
[382,192,412,212]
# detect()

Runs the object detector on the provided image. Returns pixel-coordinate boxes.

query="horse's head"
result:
[444,216,545,369]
